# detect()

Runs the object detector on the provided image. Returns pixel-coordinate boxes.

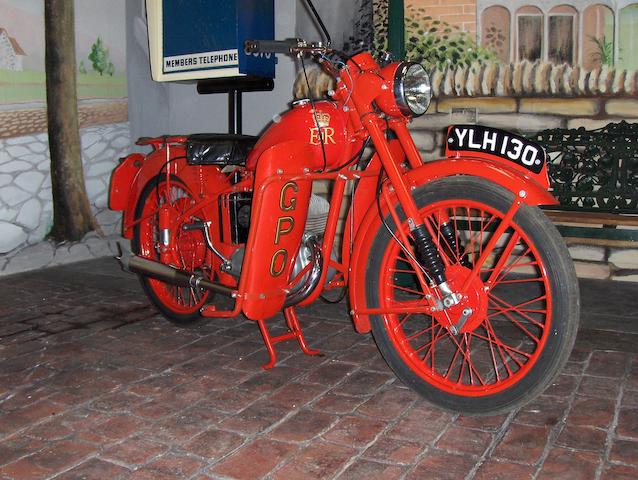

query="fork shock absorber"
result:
[439,222,472,269]
[439,222,458,259]
[440,221,472,268]
[412,224,459,308]
[412,224,445,285]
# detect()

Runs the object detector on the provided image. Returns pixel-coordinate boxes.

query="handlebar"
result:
[245,38,331,57]
[244,39,300,54]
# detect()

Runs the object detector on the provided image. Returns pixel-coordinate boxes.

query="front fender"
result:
[348,156,558,334]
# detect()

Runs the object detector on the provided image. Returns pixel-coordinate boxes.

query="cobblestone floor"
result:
[0,258,636,479]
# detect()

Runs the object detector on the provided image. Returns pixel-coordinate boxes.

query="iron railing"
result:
[531,121,638,214]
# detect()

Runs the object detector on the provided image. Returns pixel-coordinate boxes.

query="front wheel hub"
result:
[430,264,488,334]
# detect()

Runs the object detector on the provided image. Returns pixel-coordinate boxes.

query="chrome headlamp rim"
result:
[393,61,431,117]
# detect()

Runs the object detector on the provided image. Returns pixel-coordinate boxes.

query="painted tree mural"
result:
[45,0,98,241]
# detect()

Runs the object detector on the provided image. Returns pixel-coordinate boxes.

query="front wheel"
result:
[366,177,579,415]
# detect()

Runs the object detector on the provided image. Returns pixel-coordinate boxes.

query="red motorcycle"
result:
[110,21,579,414]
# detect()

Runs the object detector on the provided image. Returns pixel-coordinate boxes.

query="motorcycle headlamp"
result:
[378,61,432,117]
[394,62,432,116]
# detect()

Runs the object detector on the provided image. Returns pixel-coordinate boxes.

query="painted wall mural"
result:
[0,0,127,138]
[374,0,638,97]
[0,0,129,272]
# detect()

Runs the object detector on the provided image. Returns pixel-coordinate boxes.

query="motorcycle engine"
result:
[227,194,336,303]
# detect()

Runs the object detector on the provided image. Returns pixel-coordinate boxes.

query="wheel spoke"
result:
[483,321,516,377]
[471,328,532,362]
[389,267,420,274]
[396,313,413,331]
[444,334,464,380]
[392,284,426,296]
[489,245,536,286]
[419,323,446,365]
[488,295,544,343]
[441,331,486,386]
[494,277,545,284]
[488,293,547,329]
[405,323,437,342]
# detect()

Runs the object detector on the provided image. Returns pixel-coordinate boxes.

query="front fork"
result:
[364,117,460,308]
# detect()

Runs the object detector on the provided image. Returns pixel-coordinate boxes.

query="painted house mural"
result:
[373,0,638,97]
[395,0,638,70]
[0,27,26,71]
[477,1,638,70]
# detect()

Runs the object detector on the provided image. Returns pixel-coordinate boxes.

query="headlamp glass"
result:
[395,63,432,116]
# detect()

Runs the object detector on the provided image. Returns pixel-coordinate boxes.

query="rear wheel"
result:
[366,177,579,414]
[132,176,211,324]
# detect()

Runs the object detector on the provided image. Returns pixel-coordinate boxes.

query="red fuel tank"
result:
[246,100,359,171]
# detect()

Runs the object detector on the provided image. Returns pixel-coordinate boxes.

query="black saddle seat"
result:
[186,134,258,166]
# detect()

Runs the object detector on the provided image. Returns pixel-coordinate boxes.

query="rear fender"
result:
[109,153,144,212]
[348,156,558,334]
[240,140,314,320]
[114,146,228,238]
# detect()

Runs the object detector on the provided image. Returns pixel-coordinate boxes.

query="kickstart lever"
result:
[182,220,230,266]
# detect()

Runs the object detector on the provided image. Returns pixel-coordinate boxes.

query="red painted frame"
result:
[109,50,559,367]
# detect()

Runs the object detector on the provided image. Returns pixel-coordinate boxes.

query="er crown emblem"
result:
[309,111,336,145]
[314,111,330,128]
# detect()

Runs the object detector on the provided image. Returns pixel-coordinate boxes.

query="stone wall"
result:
[428,61,638,98]
[410,96,638,282]
[0,122,130,275]
[411,95,638,162]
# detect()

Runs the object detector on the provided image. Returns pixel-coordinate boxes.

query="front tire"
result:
[366,177,579,415]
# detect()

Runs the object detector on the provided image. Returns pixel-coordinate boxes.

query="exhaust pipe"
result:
[116,243,234,297]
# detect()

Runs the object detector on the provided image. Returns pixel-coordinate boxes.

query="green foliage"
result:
[483,23,507,60]
[88,37,115,76]
[79,60,87,75]
[404,4,494,70]
[589,35,614,67]
[372,0,389,58]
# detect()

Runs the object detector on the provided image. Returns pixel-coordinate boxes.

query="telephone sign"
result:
[146,0,275,82]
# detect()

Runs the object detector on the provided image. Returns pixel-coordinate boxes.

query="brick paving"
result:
[0,101,128,139]
[0,257,637,479]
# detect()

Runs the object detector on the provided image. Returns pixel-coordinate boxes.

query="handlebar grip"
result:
[244,39,298,54]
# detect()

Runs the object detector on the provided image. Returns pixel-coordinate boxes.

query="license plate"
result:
[446,125,546,174]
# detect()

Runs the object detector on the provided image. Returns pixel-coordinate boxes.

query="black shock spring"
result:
[412,224,446,285]
[440,222,472,268]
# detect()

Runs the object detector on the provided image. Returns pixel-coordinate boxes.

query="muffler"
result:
[116,243,234,297]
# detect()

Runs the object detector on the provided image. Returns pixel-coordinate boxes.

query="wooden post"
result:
[388,0,405,60]
[45,0,98,241]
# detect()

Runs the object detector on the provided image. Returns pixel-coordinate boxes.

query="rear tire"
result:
[366,177,579,414]
[132,176,211,325]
